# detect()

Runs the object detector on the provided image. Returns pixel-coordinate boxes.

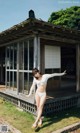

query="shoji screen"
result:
[45,45,61,68]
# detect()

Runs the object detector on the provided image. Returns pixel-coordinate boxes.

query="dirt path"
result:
[0,117,21,133]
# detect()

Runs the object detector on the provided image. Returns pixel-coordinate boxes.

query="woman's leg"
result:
[35,93,40,114]
[34,94,46,125]
[32,93,40,128]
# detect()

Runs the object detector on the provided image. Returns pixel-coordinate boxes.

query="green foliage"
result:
[48,6,80,30]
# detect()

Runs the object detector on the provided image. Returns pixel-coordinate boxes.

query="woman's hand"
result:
[63,70,66,75]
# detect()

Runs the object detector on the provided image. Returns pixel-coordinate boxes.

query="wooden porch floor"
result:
[0,85,54,104]
[0,83,79,105]
[0,85,80,115]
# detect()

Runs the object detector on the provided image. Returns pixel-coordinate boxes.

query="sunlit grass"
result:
[0,98,80,133]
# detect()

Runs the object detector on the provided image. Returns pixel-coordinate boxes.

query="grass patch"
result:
[0,98,80,133]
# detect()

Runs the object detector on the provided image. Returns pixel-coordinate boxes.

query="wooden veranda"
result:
[0,85,80,116]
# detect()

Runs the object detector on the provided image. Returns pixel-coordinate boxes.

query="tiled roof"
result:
[0,18,80,45]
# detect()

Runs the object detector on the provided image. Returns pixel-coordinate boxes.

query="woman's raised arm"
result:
[47,70,66,79]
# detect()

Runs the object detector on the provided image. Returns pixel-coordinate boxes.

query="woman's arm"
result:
[26,83,35,97]
[47,70,66,79]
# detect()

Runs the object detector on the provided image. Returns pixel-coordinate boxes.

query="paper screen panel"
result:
[45,45,61,68]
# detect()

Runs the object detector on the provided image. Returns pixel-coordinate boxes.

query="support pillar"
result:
[34,36,40,69]
[0,49,4,84]
[17,43,19,95]
[76,44,80,92]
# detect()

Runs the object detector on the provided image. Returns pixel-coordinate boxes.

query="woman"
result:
[27,68,66,128]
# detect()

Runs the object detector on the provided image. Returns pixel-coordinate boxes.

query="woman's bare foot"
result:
[38,118,42,127]
[32,122,38,129]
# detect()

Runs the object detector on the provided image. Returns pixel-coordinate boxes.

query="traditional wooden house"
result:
[0,10,80,115]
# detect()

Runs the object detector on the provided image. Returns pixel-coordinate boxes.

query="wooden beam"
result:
[40,35,79,44]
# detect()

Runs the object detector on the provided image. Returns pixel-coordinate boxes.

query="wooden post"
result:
[76,44,80,92]
[37,37,40,70]
[34,37,38,68]
[34,36,40,69]
[0,49,4,84]
[17,43,19,95]
[33,36,40,101]
[40,43,45,74]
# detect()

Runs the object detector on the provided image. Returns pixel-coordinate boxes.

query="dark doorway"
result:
[61,46,76,95]
[0,47,5,84]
